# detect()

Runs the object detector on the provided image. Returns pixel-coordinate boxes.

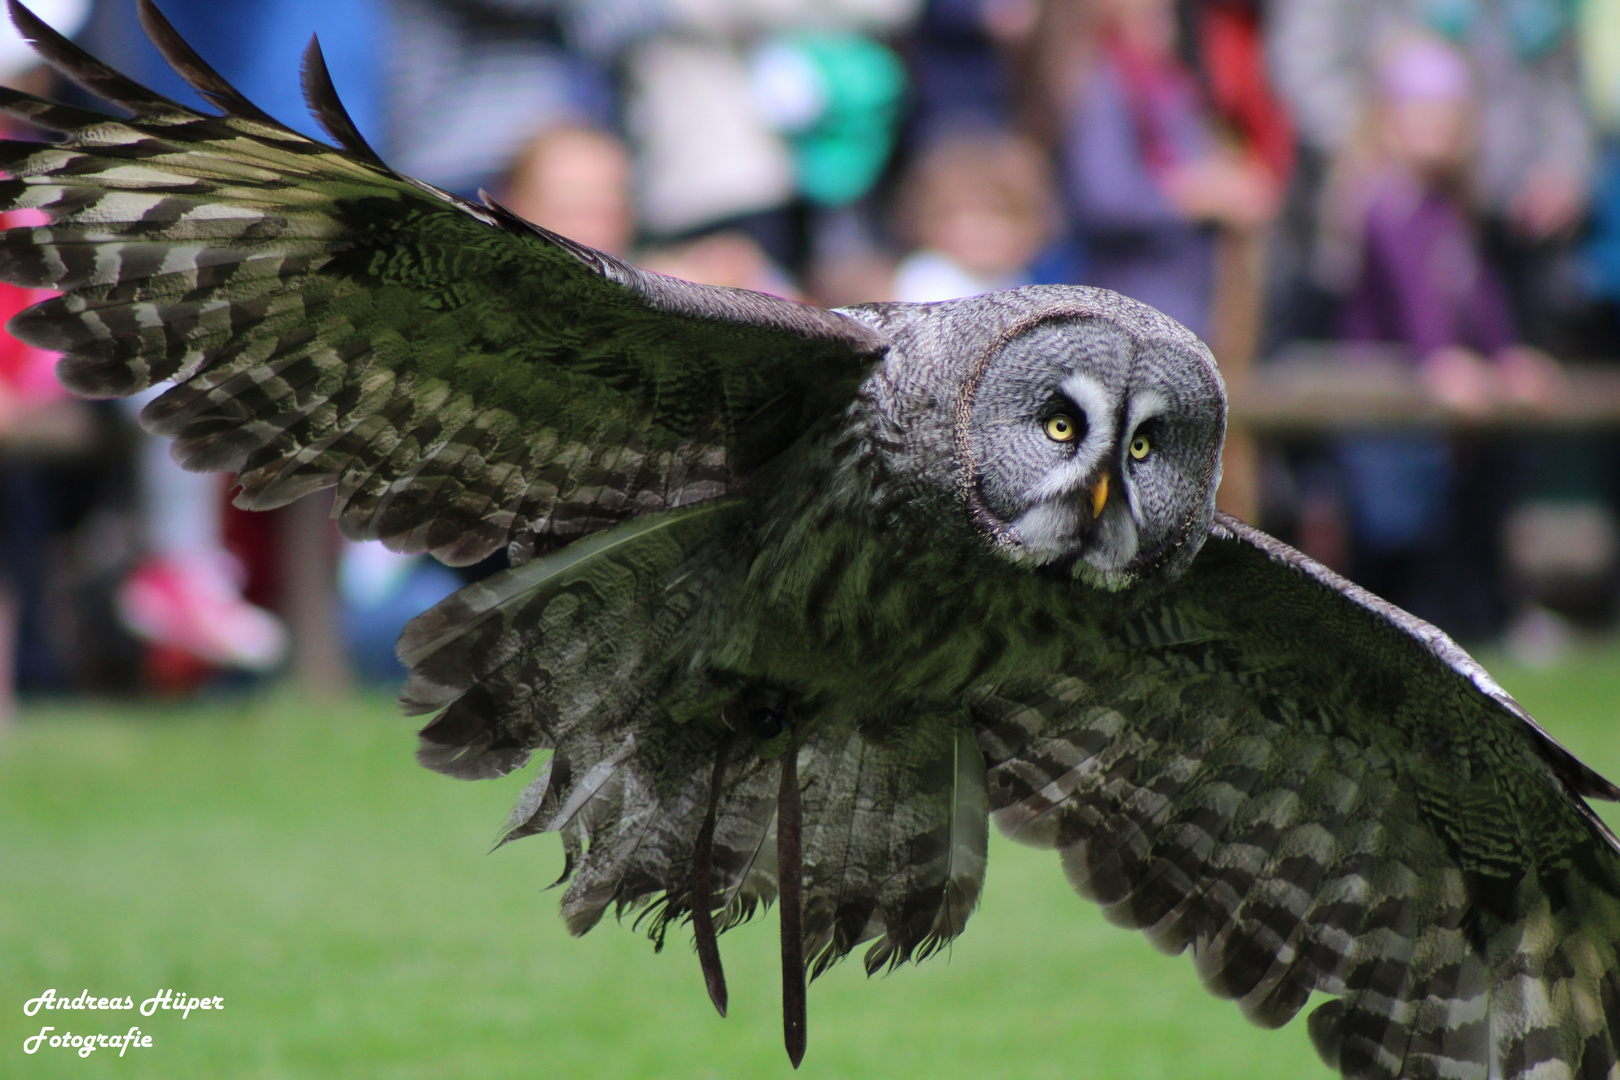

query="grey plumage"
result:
[1,4,1618,1077]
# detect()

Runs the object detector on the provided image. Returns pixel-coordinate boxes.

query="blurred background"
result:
[0,0,1619,707]
[3,1,1620,1077]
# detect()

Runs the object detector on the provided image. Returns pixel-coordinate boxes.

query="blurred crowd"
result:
[2,0,1620,714]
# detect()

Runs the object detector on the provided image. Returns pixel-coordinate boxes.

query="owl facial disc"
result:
[959,310,1225,590]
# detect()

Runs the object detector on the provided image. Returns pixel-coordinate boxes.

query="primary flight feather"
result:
[3,4,1619,1076]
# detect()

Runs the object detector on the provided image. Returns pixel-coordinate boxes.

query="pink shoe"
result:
[118,555,288,672]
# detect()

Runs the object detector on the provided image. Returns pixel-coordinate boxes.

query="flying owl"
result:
[2,3,1618,1077]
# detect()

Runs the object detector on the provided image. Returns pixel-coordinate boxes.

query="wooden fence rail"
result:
[1229,344,1620,432]
[1214,343,1620,523]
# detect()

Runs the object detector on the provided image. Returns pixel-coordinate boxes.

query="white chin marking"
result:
[1009,501,1081,563]
[1006,498,1142,572]
[1085,509,1140,574]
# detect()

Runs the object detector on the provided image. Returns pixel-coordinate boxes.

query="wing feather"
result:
[1218,514,1620,806]
[296,33,389,168]
[977,513,1620,1080]
[0,1,887,566]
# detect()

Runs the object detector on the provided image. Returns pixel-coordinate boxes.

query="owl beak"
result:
[1089,474,1110,520]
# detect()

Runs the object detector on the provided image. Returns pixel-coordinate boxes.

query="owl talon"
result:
[691,741,729,1018]
[777,736,807,1068]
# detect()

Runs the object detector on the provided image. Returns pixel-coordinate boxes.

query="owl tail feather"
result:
[691,742,730,1018]
[395,502,994,1066]
[778,732,808,1068]
[397,499,750,779]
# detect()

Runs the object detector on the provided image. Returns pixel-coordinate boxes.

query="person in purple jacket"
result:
[1318,31,1564,637]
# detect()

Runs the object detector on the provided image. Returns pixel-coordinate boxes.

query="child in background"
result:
[501,123,799,298]
[1322,33,1563,413]
[1317,32,1563,639]
[1063,0,1277,340]
[891,129,1058,302]
[498,125,636,258]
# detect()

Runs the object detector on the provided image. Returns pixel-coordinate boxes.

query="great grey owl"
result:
[2,4,1617,1077]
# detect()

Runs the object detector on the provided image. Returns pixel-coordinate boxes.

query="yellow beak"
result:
[1090,474,1110,519]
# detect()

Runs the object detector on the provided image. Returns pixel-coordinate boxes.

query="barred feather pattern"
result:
[5,12,1616,1076]
[972,642,1620,1080]
[0,0,883,566]
[398,501,750,779]
[794,719,988,976]
[397,499,991,971]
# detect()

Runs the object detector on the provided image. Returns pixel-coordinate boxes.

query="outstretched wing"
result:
[975,512,1620,1080]
[0,1,886,566]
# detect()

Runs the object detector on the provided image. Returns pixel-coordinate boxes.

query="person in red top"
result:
[0,2,91,721]
[0,4,287,714]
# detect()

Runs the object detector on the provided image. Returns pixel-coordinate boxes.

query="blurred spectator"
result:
[902,0,1027,142]
[891,129,1058,301]
[623,0,918,271]
[1315,33,1564,639]
[0,0,97,722]
[1269,0,1596,350]
[1320,34,1564,411]
[115,399,288,677]
[1062,0,1279,340]
[1271,0,1593,236]
[1580,0,1620,325]
[496,119,800,295]
[498,124,636,256]
[383,0,619,197]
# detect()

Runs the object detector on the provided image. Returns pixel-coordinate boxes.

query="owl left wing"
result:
[0,2,886,566]
[975,512,1620,1080]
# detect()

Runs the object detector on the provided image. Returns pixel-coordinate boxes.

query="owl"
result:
[2,4,1618,1078]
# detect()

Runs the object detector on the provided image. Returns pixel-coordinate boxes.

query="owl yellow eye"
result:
[1044,414,1079,442]
[1129,434,1152,460]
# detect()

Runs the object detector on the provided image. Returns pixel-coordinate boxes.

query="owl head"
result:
[959,295,1225,589]
[870,288,1225,591]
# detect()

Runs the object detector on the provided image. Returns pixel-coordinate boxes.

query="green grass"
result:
[4,647,1620,1080]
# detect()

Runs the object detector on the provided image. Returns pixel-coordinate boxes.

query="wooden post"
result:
[0,581,15,728]
[1208,226,1266,523]
[280,490,352,698]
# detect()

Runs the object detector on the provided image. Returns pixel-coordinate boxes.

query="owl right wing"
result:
[975,512,1620,1080]
[0,1,886,567]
